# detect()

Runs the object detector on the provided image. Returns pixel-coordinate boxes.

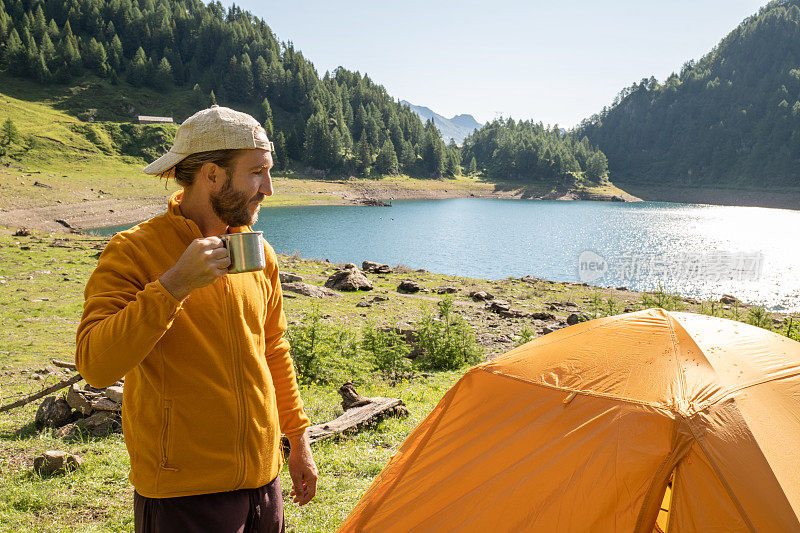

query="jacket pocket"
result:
[159,400,179,471]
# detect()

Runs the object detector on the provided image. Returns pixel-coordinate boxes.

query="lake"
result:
[94,199,800,312]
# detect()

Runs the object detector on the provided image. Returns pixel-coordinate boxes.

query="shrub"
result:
[361,323,412,380]
[746,306,771,330]
[286,307,362,384]
[415,296,481,371]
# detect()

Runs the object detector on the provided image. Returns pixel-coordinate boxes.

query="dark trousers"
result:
[134,476,284,533]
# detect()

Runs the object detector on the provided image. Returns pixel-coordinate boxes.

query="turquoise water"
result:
[92,199,800,311]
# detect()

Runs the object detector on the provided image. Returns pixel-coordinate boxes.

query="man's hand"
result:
[287,431,318,506]
[159,237,230,301]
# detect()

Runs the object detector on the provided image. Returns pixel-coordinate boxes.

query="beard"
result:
[210,172,263,228]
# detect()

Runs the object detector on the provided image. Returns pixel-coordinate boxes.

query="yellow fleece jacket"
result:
[75,192,309,498]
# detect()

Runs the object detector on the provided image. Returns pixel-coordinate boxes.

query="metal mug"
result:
[220,231,266,274]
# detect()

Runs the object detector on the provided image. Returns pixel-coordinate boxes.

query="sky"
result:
[217,0,768,128]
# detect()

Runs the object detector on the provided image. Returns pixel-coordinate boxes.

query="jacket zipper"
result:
[160,400,179,471]
[225,276,248,489]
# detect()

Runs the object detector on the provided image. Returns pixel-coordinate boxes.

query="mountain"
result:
[577,0,800,190]
[0,0,457,178]
[401,101,482,144]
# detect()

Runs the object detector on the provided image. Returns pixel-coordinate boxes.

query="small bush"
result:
[287,307,363,384]
[639,283,684,311]
[415,296,481,371]
[515,326,535,347]
[361,323,412,380]
[746,306,771,330]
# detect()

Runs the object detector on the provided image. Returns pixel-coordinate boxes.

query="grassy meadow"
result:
[1,73,799,532]
[1,228,797,531]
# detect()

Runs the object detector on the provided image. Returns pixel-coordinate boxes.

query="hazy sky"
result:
[217,1,767,127]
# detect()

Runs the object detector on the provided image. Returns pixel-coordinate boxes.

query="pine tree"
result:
[210,90,217,105]
[154,57,173,90]
[128,47,149,86]
[375,138,399,175]
[467,156,477,175]
[355,136,372,175]
[273,131,289,170]
[85,38,107,74]
[1,118,19,145]
[258,97,273,135]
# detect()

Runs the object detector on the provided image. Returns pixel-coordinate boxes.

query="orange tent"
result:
[338,309,800,532]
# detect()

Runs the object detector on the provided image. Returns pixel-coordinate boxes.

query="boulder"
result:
[567,313,581,325]
[488,300,511,312]
[325,268,373,291]
[91,397,122,412]
[362,261,391,274]
[33,450,82,476]
[436,286,458,294]
[282,282,340,298]
[720,294,740,305]
[52,423,82,440]
[530,312,556,321]
[356,298,372,308]
[279,272,304,283]
[397,280,421,293]
[35,396,74,429]
[470,291,493,301]
[104,385,124,404]
[82,410,122,436]
[66,384,93,415]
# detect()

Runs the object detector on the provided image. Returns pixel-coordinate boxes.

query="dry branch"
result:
[0,374,82,413]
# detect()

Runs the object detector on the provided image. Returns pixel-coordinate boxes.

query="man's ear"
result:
[200,162,223,189]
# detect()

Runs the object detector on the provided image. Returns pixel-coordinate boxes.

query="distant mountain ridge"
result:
[400,100,482,144]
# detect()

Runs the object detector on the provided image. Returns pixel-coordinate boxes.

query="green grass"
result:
[0,229,796,531]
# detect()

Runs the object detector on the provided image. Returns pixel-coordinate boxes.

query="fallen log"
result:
[51,359,77,370]
[0,374,82,413]
[283,383,408,451]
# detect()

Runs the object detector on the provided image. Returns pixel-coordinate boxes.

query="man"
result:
[75,105,317,532]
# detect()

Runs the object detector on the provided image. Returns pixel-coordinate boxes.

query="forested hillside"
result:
[0,0,610,185]
[462,119,609,184]
[0,0,461,177]
[578,0,800,188]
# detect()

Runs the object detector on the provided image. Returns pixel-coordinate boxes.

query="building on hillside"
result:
[136,116,174,124]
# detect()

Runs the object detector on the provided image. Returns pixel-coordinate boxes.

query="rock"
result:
[371,295,390,302]
[567,313,581,325]
[83,410,121,436]
[362,261,391,274]
[541,327,554,335]
[489,300,511,312]
[325,268,373,291]
[31,373,43,380]
[282,282,340,298]
[720,294,740,305]
[104,385,124,404]
[35,396,74,429]
[530,312,556,321]
[33,450,82,476]
[13,228,31,237]
[470,290,493,301]
[91,397,122,412]
[436,286,457,294]
[279,272,304,283]
[343,263,357,269]
[52,423,82,440]
[356,298,372,308]
[397,280,421,293]
[66,384,93,415]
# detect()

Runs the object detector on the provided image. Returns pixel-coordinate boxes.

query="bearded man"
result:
[75,106,317,533]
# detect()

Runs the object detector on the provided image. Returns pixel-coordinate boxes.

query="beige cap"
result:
[143,105,274,175]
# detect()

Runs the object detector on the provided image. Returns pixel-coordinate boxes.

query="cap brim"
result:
[143,150,189,175]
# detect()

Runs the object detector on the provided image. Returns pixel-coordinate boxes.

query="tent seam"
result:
[478,368,679,413]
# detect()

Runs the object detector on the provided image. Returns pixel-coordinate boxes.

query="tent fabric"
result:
[338,308,800,532]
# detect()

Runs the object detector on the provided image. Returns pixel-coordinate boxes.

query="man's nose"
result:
[260,171,274,197]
